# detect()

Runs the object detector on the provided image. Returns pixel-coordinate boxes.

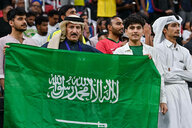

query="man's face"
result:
[30,1,41,13]
[125,23,143,42]
[26,15,35,26]
[49,14,59,26]
[82,15,88,23]
[37,21,48,36]
[10,15,27,32]
[163,22,180,39]
[66,23,82,42]
[109,17,124,36]
[17,0,25,8]
[3,5,13,15]
[65,8,76,17]
[101,20,106,30]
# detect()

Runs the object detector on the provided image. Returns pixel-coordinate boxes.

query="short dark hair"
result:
[26,11,36,18]
[124,14,145,29]
[7,7,26,21]
[80,13,87,18]
[48,9,59,17]
[35,15,48,26]
[59,5,75,16]
[105,16,119,30]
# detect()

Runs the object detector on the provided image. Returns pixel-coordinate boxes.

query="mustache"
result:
[71,33,78,36]
[21,24,27,27]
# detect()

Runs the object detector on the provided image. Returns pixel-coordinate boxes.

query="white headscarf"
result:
[152,15,182,47]
[47,15,84,49]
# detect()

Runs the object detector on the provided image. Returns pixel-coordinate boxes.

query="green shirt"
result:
[129,45,143,55]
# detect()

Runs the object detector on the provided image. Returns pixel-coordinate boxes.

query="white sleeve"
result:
[172,50,192,82]
[0,41,5,78]
[151,49,166,103]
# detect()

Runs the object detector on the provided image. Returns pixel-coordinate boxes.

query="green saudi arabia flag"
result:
[4,43,161,128]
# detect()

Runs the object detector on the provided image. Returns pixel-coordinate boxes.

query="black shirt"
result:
[0,17,11,38]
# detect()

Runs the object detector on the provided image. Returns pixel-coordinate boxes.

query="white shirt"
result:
[114,43,167,103]
[156,39,192,84]
[23,25,37,38]
[48,23,59,35]
[32,33,48,47]
[0,35,37,78]
[182,30,191,41]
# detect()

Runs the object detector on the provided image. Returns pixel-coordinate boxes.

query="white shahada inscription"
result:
[47,74,119,103]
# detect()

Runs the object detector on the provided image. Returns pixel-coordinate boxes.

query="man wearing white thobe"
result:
[153,15,192,128]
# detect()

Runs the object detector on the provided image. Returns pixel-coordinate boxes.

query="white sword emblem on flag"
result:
[56,119,108,128]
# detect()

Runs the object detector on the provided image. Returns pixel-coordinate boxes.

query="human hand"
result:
[160,103,168,115]
[3,45,10,55]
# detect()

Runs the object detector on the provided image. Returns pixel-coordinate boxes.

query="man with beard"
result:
[96,16,124,54]
[42,15,101,53]
[153,15,192,128]
[32,16,48,47]
[0,7,37,91]
[23,12,37,37]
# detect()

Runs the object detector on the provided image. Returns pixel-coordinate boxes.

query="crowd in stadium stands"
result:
[0,0,192,128]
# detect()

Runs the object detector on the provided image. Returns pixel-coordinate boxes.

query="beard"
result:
[112,27,123,37]
[14,24,27,32]
[15,27,26,32]
[41,32,48,36]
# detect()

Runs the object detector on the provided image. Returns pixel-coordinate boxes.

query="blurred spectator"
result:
[84,0,97,21]
[48,10,59,34]
[59,5,76,22]
[152,0,174,18]
[140,0,155,23]
[61,0,74,5]
[98,29,108,41]
[32,16,48,46]
[90,17,107,47]
[74,0,85,12]
[80,13,94,38]
[0,4,13,38]
[47,5,77,42]
[178,0,192,25]
[23,12,37,37]
[182,21,191,42]
[117,0,139,20]
[16,0,25,9]
[142,0,174,23]
[29,0,43,16]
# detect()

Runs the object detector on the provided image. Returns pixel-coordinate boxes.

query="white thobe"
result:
[156,39,192,128]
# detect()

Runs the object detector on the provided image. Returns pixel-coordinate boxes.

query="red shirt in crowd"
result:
[96,38,122,54]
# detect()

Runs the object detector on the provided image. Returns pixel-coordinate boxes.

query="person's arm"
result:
[0,79,4,90]
[171,50,192,82]
[0,42,5,90]
[151,49,168,114]
[140,0,149,17]
[144,23,153,46]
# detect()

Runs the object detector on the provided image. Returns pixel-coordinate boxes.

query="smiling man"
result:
[42,15,101,53]
[96,16,124,54]
[114,14,167,117]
